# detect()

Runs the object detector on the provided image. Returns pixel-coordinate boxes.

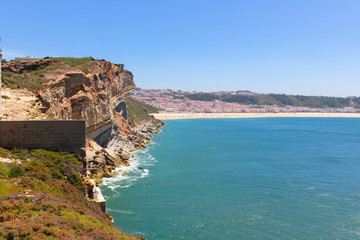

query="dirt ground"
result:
[0,88,49,120]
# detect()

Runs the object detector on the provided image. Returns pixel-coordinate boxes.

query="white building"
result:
[15,56,34,60]
[344,107,355,113]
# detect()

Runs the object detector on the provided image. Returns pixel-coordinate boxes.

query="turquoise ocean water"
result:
[101,118,360,239]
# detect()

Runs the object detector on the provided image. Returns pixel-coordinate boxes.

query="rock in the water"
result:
[138,166,143,169]
[123,160,131,166]
[121,151,130,160]
[102,172,112,178]
[122,170,129,176]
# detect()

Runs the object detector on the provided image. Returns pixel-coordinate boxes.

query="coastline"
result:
[152,112,360,120]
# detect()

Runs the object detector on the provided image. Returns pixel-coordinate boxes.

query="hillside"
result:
[0,57,163,239]
[125,97,160,127]
[0,148,143,240]
[185,92,360,109]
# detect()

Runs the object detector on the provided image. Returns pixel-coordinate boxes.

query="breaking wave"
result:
[101,144,157,191]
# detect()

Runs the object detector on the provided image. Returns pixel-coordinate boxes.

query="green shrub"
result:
[125,97,158,127]
[23,149,86,194]
[1,95,10,99]
[8,166,24,178]
[0,163,9,177]
[57,57,93,67]
[0,148,13,158]
[11,147,27,160]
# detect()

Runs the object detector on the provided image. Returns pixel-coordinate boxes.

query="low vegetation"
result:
[125,97,160,127]
[0,148,141,240]
[1,57,98,92]
[55,57,94,67]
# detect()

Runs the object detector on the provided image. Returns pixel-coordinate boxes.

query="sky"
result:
[1,0,359,97]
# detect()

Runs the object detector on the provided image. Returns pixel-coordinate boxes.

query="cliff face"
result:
[3,57,163,175]
[1,57,163,240]
[36,61,135,132]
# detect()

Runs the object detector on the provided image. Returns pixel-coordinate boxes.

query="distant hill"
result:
[184,93,360,109]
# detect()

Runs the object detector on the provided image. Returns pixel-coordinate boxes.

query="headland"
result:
[0,57,163,239]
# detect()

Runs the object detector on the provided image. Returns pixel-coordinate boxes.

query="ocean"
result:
[101,118,360,239]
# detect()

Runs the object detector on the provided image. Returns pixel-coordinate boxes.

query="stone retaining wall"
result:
[0,120,85,154]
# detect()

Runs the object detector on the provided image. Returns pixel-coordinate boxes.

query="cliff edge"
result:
[1,57,164,239]
[2,57,164,175]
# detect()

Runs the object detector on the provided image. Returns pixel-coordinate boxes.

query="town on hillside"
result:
[132,88,359,114]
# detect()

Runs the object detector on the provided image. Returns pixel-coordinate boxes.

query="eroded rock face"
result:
[37,61,135,133]
[35,59,164,177]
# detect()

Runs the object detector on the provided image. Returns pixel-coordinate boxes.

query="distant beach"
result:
[152,112,360,120]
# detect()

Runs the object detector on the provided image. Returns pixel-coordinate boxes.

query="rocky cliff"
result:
[3,58,163,167]
[1,57,163,239]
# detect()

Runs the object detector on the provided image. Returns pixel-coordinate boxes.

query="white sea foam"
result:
[107,208,134,214]
[100,148,156,191]
[349,230,360,236]
[141,169,149,178]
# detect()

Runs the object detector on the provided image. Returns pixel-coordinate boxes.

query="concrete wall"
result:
[0,120,85,154]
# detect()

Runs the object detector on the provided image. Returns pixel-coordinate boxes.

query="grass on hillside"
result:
[0,148,141,240]
[56,57,97,74]
[55,57,94,67]
[2,57,98,92]
[2,61,69,92]
[125,97,160,127]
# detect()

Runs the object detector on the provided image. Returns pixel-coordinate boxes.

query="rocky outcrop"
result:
[86,117,164,178]
[28,59,164,177]
[4,57,164,188]
[36,61,135,133]
[1,58,162,240]
[2,59,58,74]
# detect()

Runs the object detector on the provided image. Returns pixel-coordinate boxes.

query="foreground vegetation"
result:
[0,148,142,240]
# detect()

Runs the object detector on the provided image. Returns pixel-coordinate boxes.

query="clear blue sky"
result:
[1,0,359,97]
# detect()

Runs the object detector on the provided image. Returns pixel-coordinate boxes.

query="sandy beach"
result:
[152,112,360,120]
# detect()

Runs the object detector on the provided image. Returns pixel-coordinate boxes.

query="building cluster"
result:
[14,56,34,60]
[132,89,357,113]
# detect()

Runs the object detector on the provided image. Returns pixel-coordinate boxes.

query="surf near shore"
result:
[152,112,360,120]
